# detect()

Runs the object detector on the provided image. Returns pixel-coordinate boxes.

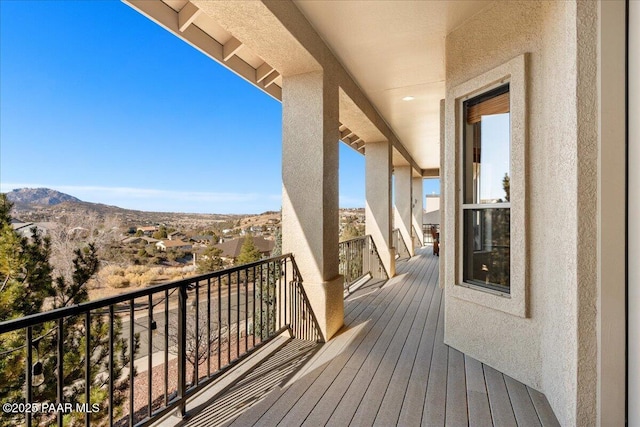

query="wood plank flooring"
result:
[180,248,560,427]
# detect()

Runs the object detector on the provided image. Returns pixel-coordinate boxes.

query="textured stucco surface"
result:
[193,0,321,76]
[443,2,599,425]
[394,166,414,256]
[281,71,344,340]
[366,141,396,278]
[412,177,424,246]
[447,54,527,318]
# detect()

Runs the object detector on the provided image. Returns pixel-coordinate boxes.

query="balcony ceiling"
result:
[293,0,494,171]
[126,0,493,173]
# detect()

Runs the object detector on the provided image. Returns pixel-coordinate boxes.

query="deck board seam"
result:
[354,255,438,425]
[274,256,425,426]
[372,253,440,425]
[304,252,434,426]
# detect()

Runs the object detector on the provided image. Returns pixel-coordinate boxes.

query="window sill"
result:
[451,280,526,318]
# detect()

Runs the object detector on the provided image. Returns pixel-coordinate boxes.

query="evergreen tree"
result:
[254,230,280,340]
[196,245,224,273]
[0,194,135,426]
[502,173,510,202]
[235,235,262,266]
[272,227,282,257]
[152,226,168,240]
[340,223,363,242]
[0,194,54,407]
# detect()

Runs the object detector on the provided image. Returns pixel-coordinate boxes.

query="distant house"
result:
[423,194,440,225]
[122,236,160,245]
[190,235,215,245]
[137,226,158,236]
[68,226,89,239]
[213,236,275,262]
[11,221,55,238]
[156,240,192,252]
[167,231,185,241]
[249,225,263,234]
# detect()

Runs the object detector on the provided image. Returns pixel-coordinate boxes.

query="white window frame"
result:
[450,54,528,318]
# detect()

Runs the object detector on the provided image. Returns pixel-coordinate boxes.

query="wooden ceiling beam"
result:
[256,62,275,83]
[341,128,355,140]
[223,37,243,62]
[263,71,280,88]
[178,2,201,33]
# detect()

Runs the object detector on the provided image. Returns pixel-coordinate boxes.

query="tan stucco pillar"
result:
[412,176,424,246]
[365,140,396,277]
[282,71,343,341]
[394,165,414,256]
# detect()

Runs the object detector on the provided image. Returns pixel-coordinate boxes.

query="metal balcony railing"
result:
[338,235,388,295]
[0,254,320,427]
[393,229,411,261]
[422,223,440,244]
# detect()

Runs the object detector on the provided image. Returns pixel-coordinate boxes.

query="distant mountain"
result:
[5,188,81,206]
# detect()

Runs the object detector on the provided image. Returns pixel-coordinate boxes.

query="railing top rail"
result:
[339,235,369,245]
[0,253,295,334]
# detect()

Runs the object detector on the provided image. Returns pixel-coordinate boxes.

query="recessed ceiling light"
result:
[402,96,415,101]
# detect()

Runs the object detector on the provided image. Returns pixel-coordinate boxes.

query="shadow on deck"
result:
[174,247,560,427]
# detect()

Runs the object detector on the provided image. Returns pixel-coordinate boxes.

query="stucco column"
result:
[412,176,424,246]
[394,166,414,256]
[281,71,343,341]
[365,140,396,277]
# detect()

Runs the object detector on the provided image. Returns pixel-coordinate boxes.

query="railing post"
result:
[177,284,187,417]
[25,327,33,427]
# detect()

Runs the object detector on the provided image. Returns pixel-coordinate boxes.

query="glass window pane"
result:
[463,208,510,292]
[463,85,511,204]
[479,113,510,202]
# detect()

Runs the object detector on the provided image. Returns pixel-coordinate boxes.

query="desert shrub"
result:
[106,275,130,288]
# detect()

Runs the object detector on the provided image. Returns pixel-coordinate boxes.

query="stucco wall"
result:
[443,2,598,425]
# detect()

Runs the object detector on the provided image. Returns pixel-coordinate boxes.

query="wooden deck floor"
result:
[179,248,560,427]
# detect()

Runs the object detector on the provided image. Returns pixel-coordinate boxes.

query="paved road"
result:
[120,286,261,360]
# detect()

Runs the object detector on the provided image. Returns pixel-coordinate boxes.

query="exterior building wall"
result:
[394,166,414,256]
[443,1,599,425]
[412,177,424,246]
[425,195,440,214]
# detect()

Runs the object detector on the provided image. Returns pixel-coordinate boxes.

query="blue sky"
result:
[0,1,439,214]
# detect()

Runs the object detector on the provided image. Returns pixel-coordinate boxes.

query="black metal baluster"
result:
[129,301,134,426]
[259,264,263,342]
[58,318,65,427]
[194,280,199,385]
[227,273,231,365]
[26,327,32,427]
[267,262,272,337]
[85,311,91,426]
[163,290,168,408]
[177,286,187,417]
[108,308,113,427]
[283,260,287,328]
[282,259,287,330]
[217,276,221,371]
[252,266,256,348]
[147,295,153,418]
[245,269,249,351]
[207,278,211,378]
[236,270,240,358]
